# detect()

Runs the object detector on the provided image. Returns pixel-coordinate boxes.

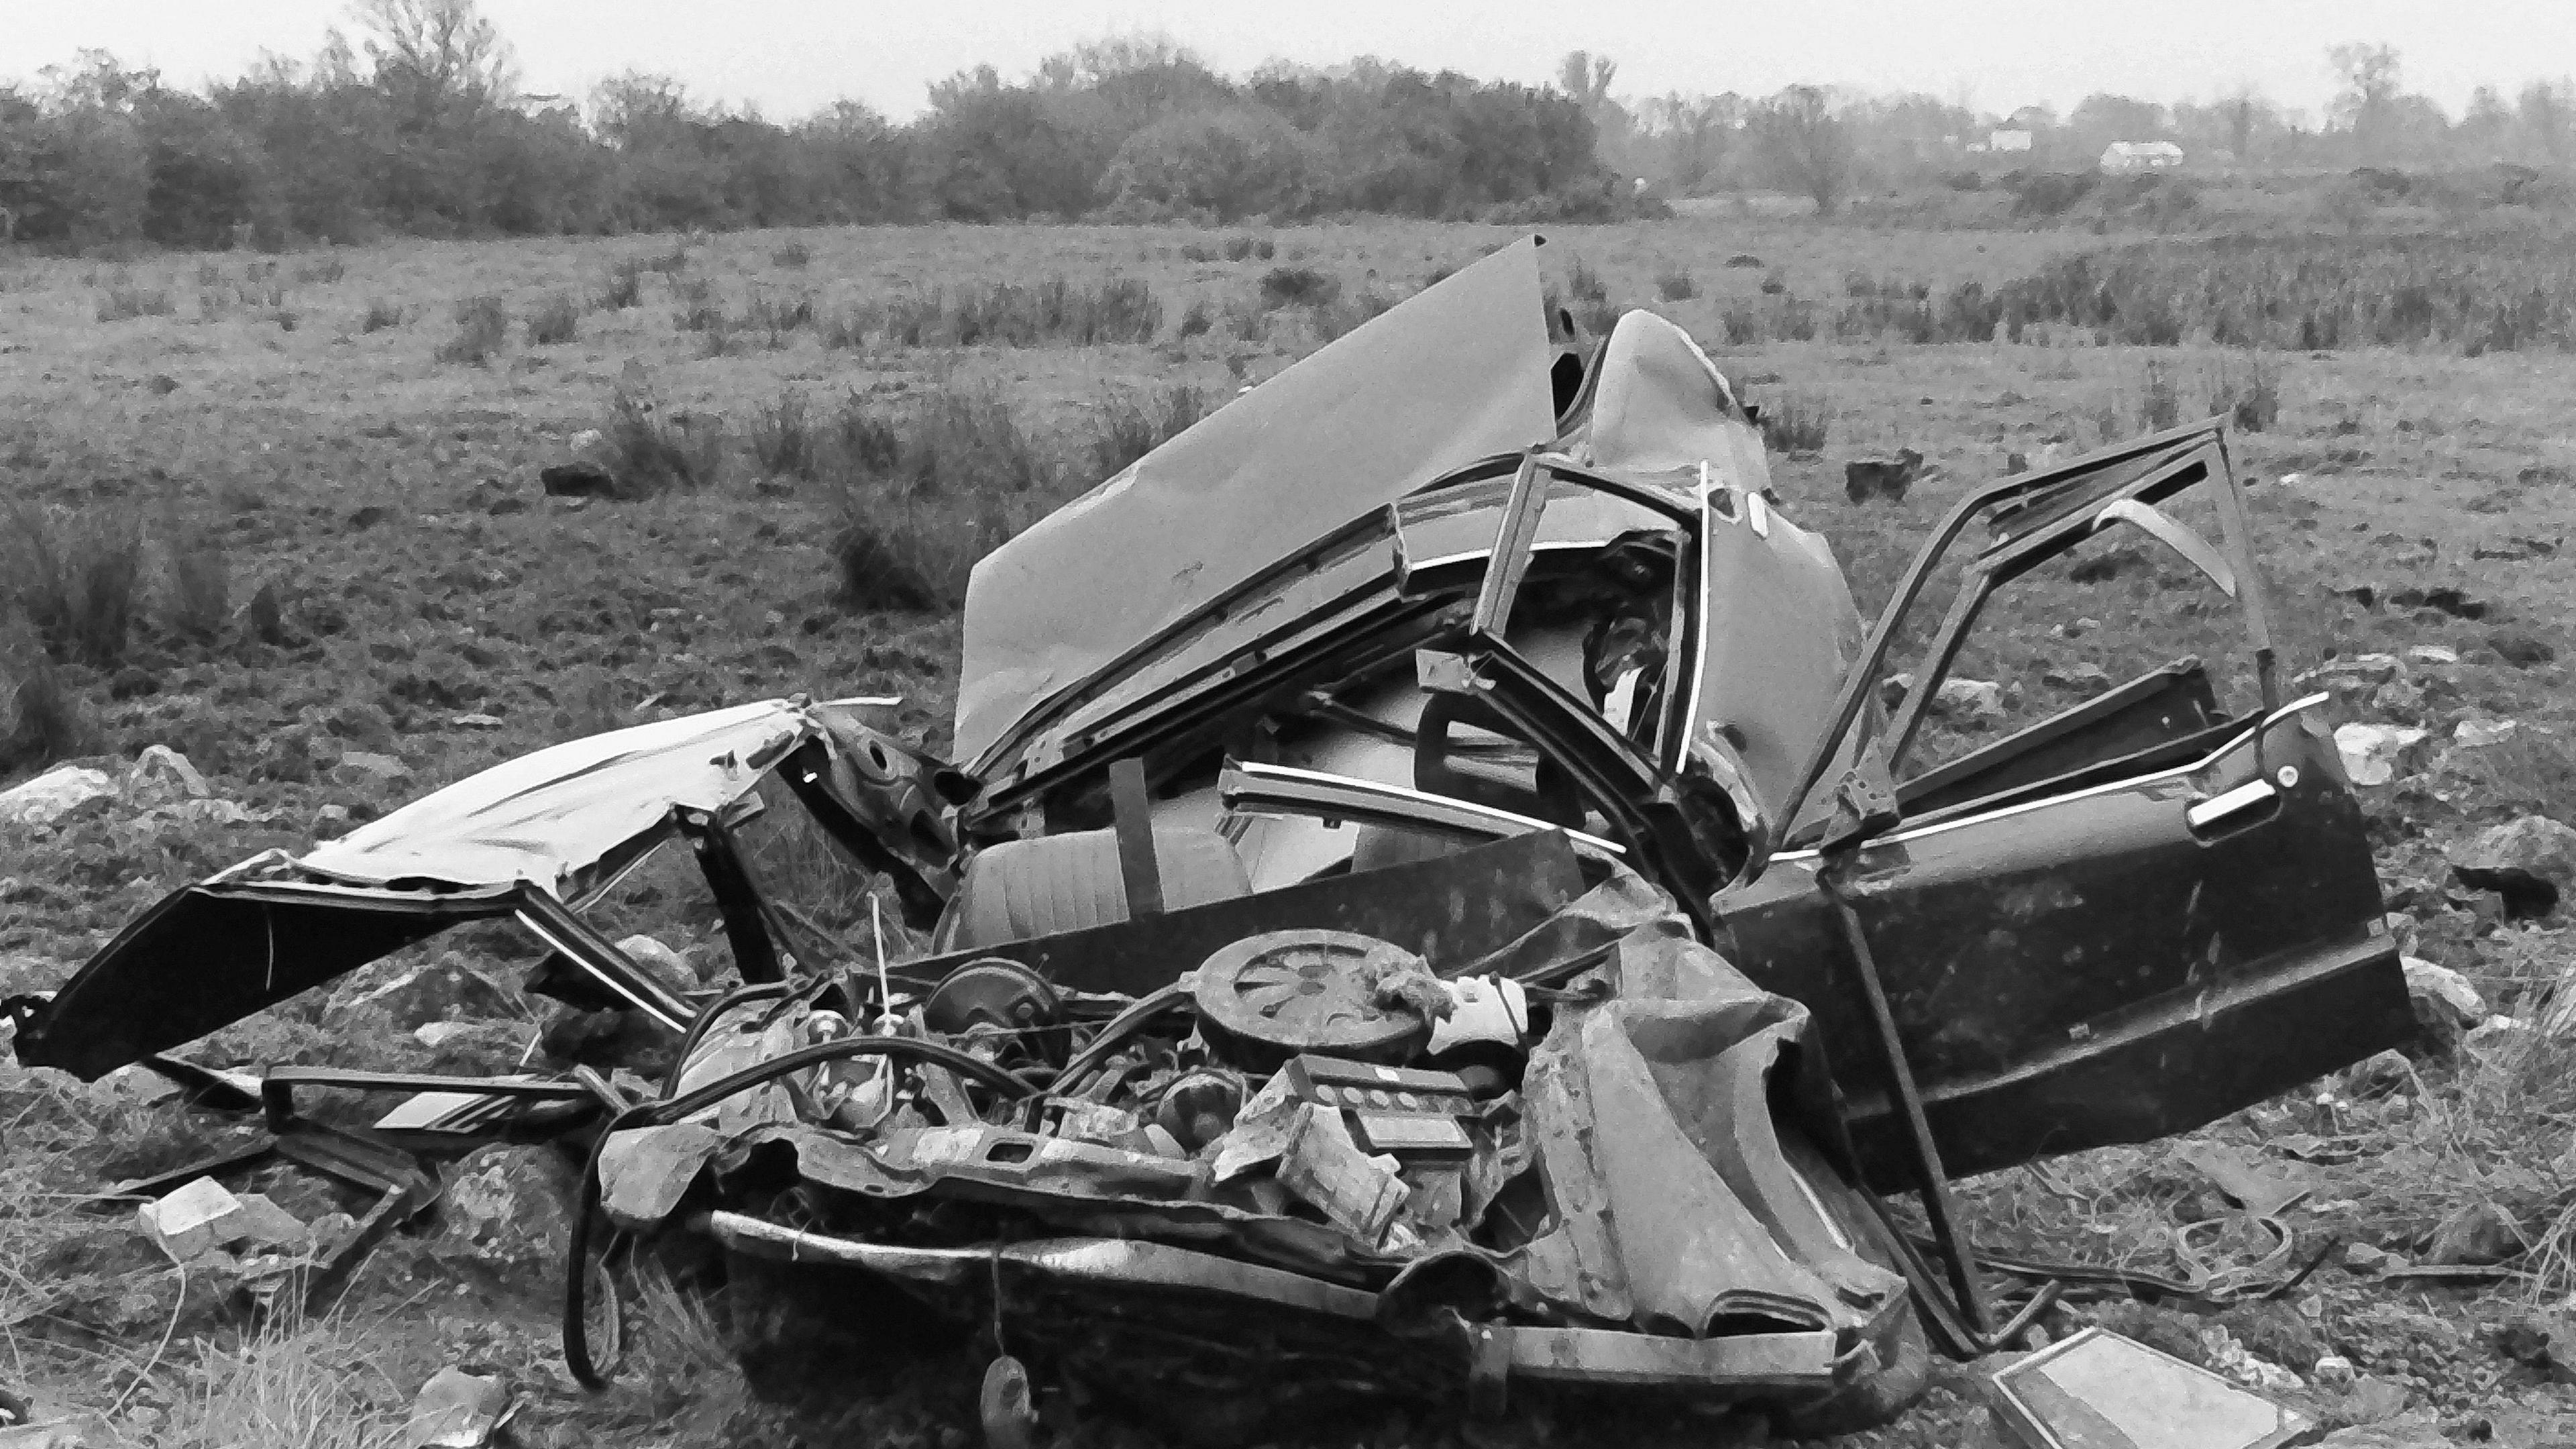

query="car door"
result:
[1712,423,2415,1183]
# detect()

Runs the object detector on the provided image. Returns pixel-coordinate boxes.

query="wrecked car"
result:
[5,237,2412,1436]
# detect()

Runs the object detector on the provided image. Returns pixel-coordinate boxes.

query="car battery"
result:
[1279,1054,1477,1164]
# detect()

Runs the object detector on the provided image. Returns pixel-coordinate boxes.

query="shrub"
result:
[749,390,818,478]
[1177,299,1214,338]
[437,294,509,366]
[742,290,816,345]
[7,503,146,665]
[886,386,1053,494]
[1087,384,1212,480]
[673,278,722,333]
[2139,360,2182,431]
[825,393,904,475]
[641,244,690,275]
[824,484,1010,614]
[1,652,100,775]
[97,286,174,323]
[1655,268,1697,302]
[1758,396,1830,455]
[1224,235,1275,262]
[294,257,346,285]
[601,389,724,497]
[164,515,229,640]
[944,277,1160,346]
[1258,266,1339,310]
[360,298,405,333]
[771,241,812,269]
[600,262,645,310]
[820,303,875,350]
[527,293,580,346]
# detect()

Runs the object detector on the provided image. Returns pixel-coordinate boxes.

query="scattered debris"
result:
[2447,814,2576,918]
[400,1368,514,1449]
[2334,722,2428,787]
[1986,1328,2309,1448]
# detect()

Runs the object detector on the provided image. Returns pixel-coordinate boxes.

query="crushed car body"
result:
[5,235,2413,1434]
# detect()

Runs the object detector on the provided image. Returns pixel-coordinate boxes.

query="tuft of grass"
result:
[824,482,1015,614]
[1758,394,1831,455]
[164,513,230,641]
[771,241,812,269]
[741,290,816,347]
[640,242,691,274]
[435,294,509,366]
[2139,360,2182,431]
[526,292,580,346]
[2206,354,2283,433]
[1087,384,1211,480]
[1258,266,1339,311]
[7,502,146,666]
[293,256,346,286]
[602,390,725,498]
[1,650,101,773]
[1655,267,1697,302]
[359,298,405,333]
[97,285,174,323]
[600,260,645,310]
[1177,298,1214,338]
[820,303,876,350]
[749,390,819,479]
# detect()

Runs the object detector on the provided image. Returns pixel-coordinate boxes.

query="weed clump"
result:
[600,261,645,310]
[825,490,1012,614]
[1655,268,1697,302]
[601,390,724,497]
[527,293,580,346]
[1258,266,1339,310]
[7,503,146,666]
[97,285,174,323]
[1087,385,1210,480]
[164,515,229,640]
[1758,396,1831,455]
[360,298,405,333]
[771,241,812,269]
[749,390,819,479]
[0,652,99,775]
[437,294,510,366]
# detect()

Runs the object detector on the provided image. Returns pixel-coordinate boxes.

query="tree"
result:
[1752,85,1852,215]
[2326,42,2402,152]
[2521,79,2571,164]
[1554,52,1617,113]
[1642,92,1739,192]
[346,0,515,131]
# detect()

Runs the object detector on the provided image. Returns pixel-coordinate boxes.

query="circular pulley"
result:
[1189,930,1430,1069]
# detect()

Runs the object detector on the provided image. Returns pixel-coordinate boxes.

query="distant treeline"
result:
[0,12,1644,251]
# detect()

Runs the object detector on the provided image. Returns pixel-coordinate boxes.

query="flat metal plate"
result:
[1990,1328,2310,1449]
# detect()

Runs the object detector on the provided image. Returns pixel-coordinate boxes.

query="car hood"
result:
[7,699,871,1079]
[955,237,1561,768]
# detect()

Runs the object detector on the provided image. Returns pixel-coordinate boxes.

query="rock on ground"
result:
[434,1144,578,1268]
[2449,815,2576,918]
[0,767,117,828]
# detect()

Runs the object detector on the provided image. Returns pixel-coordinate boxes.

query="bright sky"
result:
[7,0,2569,123]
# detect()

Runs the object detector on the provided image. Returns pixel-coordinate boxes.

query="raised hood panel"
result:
[955,238,1560,767]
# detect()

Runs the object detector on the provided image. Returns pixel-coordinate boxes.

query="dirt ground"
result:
[5,211,2576,1446]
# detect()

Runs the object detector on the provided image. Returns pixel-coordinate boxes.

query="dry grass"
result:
[7,503,145,667]
[1,211,2575,1438]
[436,294,510,366]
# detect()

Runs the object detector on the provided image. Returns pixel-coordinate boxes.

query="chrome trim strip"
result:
[1220,760,1627,859]
[1764,692,2330,866]
[2185,778,2277,831]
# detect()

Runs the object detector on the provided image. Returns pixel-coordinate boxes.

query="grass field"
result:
[7,209,2576,1444]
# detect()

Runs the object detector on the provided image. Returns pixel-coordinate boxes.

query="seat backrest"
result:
[933,827,1252,953]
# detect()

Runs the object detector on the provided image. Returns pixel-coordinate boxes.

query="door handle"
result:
[2186,778,2277,834]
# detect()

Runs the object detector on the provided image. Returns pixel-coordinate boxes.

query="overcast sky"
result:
[7,0,2569,123]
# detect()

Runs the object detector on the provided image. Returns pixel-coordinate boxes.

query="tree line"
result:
[4,2,2568,250]
[0,4,1644,250]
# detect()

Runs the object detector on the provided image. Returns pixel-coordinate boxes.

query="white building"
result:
[2100,141,2185,172]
